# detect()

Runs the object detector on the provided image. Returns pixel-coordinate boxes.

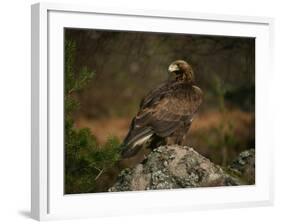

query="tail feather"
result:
[123,127,152,146]
[122,126,153,158]
[121,144,143,158]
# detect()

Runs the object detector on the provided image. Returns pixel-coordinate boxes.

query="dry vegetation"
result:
[75,109,254,164]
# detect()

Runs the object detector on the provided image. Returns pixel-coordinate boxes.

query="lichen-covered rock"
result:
[228,149,255,184]
[109,145,245,192]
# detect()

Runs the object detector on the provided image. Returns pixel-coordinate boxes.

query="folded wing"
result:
[122,82,203,158]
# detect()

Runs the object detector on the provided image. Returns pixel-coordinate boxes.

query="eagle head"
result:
[168,60,194,83]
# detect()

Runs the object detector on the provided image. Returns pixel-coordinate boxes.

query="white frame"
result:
[31,2,274,221]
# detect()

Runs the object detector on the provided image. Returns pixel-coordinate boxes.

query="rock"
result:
[228,149,255,184]
[109,145,249,192]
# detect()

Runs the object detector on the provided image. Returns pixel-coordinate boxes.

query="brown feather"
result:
[122,60,203,158]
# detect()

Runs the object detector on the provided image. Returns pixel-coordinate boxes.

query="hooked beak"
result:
[168,64,179,73]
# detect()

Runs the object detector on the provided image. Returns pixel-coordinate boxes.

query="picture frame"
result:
[31,2,274,221]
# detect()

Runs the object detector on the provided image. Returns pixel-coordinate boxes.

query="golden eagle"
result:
[121,60,203,158]
[94,60,203,192]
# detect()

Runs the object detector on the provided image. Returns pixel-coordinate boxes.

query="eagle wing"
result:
[122,82,203,158]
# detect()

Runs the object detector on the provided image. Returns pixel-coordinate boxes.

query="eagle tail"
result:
[121,121,154,158]
[120,144,143,158]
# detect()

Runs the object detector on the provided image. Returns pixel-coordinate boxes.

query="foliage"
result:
[64,40,122,194]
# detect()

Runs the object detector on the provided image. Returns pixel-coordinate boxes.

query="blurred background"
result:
[65,28,255,166]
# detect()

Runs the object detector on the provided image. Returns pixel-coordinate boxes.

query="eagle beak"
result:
[168,64,179,73]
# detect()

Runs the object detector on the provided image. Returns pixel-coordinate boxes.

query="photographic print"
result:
[64,28,255,194]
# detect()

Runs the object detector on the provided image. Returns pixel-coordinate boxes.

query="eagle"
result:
[121,60,203,159]
[94,60,203,192]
